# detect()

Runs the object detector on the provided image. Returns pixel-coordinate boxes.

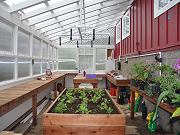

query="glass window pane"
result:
[96,64,106,70]
[0,57,14,82]
[50,61,53,70]
[33,59,41,75]
[33,37,41,57]
[0,20,13,53]
[96,49,106,71]
[49,46,53,59]
[18,30,30,55]
[58,48,76,59]
[18,58,31,78]
[42,42,48,58]
[42,60,48,73]
[58,61,76,70]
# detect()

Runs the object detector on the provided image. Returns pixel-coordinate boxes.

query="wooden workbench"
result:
[73,74,99,88]
[106,75,130,102]
[0,73,66,125]
[130,86,176,119]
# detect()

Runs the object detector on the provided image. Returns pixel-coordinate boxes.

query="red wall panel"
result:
[115,0,180,57]
[168,5,178,45]
[159,12,167,47]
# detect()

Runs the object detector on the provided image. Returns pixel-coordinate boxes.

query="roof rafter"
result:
[41,7,125,34]
[30,0,130,27]
[8,0,48,13]
[21,0,80,20]
[48,14,119,40]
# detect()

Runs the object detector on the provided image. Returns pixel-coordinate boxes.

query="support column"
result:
[32,94,37,126]
[130,89,135,119]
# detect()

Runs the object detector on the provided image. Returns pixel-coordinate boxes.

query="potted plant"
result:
[130,62,153,90]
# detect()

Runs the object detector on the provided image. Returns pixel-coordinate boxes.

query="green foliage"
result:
[92,95,100,103]
[66,90,75,104]
[131,62,154,82]
[98,102,113,114]
[171,107,180,118]
[76,102,91,114]
[54,102,67,113]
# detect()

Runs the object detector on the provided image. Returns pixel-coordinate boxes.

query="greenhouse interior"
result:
[0,0,180,135]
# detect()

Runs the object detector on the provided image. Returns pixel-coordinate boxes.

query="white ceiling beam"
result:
[48,15,119,40]
[21,0,79,20]
[41,7,123,34]
[30,0,130,26]
[8,0,47,13]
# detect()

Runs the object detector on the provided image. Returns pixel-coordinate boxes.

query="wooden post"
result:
[32,94,37,126]
[54,82,57,99]
[130,89,135,119]
[92,83,98,88]
[63,77,65,89]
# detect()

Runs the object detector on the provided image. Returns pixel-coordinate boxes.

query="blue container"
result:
[86,74,96,79]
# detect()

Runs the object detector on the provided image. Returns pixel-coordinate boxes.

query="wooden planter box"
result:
[43,89,126,135]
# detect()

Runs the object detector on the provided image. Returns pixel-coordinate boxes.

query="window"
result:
[18,29,30,56]
[0,20,13,53]
[42,60,48,73]
[33,37,41,58]
[49,46,53,59]
[116,20,121,44]
[49,61,54,70]
[154,0,179,18]
[18,58,31,78]
[58,48,77,70]
[122,11,130,40]
[33,59,41,75]
[42,42,48,58]
[0,57,14,82]
[96,49,106,71]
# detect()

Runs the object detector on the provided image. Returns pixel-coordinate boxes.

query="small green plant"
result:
[98,102,113,114]
[106,107,113,114]
[54,102,67,113]
[76,102,91,114]
[92,95,100,103]
[66,90,75,104]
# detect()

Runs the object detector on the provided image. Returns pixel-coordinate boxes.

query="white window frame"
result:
[116,20,121,44]
[154,0,179,18]
[122,10,130,40]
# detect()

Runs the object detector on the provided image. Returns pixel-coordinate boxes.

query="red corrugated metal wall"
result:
[114,0,180,59]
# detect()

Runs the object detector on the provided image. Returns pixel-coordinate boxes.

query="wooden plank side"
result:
[44,125,125,135]
[43,114,125,126]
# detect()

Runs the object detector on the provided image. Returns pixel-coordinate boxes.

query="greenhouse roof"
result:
[1,0,132,45]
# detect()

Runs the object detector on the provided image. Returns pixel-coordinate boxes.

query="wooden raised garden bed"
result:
[43,88,126,135]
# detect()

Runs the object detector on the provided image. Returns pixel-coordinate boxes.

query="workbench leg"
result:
[63,77,65,89]
[130,90,135,119]
[116,86,120,103]
[92,83,98,88]
[105,78,108,89]
[74,83,80,88]
[54,82,57,99]
[32,94,37,126]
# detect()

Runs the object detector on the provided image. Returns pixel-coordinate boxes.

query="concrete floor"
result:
[24,102,175,135]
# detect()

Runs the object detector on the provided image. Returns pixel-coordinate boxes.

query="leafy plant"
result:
[171,107,180,118]
[66,90,75,104]
[92,95,100,103]
[54,102,67,113]
[76,102,91,114]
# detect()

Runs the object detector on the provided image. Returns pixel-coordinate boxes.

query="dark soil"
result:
[49,89,119,114]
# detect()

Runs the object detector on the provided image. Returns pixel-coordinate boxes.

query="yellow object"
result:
[135,92,139,100]
[146,111,155,126]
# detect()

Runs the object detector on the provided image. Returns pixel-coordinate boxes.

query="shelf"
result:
[130,86,176,114]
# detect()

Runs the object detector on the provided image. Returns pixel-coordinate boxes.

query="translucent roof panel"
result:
[22,3,46,14]
[2,0,132,45]
[5,0,27,6]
